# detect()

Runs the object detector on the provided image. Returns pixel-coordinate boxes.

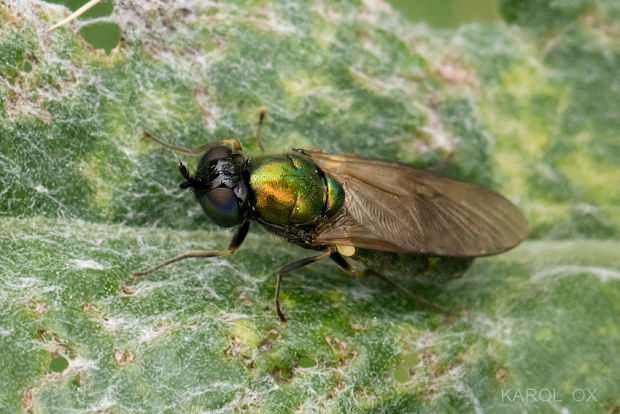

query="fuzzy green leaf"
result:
[1,0,619,413]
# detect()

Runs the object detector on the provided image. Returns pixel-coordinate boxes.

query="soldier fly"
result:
[131,109,528,322]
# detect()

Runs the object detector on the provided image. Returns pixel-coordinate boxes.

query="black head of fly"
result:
[179,146,249,227]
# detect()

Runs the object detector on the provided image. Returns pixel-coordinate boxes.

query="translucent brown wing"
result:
[307,151,528,257]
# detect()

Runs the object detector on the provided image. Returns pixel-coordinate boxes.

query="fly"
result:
[131,109,529,322]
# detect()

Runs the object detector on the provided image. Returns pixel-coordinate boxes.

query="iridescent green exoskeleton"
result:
[131,109,529,322]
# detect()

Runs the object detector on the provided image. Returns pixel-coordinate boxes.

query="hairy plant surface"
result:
[1,0,619,413]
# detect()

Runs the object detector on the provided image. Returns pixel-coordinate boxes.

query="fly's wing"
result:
[308,151,528,257]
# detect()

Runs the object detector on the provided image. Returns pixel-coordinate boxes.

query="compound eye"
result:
[204,146,232,162]
[198,187,240,227]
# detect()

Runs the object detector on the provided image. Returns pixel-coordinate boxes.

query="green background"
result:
[1,0,619,413]
[42,0,503,54]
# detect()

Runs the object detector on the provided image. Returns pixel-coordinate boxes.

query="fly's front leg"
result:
[275,248,333,323]
[255,107,267,153]
[142,131,242,155]
[330,252,453,316]
[130,221,251,279]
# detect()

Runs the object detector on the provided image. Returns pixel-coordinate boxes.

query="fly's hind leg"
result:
[142,131,242,155]
[330,252,453,316]
[130,221,251,279]
[275,248,333,323]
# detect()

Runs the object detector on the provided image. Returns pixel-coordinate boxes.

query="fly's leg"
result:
[142,131,242,155]
[275,248,333,323]
[130,221,251,279]
[330,252,366,277]
[330,252,453,316]
[255,107,267,153]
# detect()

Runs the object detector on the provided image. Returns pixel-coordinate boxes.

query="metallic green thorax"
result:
[247,154,344,225]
